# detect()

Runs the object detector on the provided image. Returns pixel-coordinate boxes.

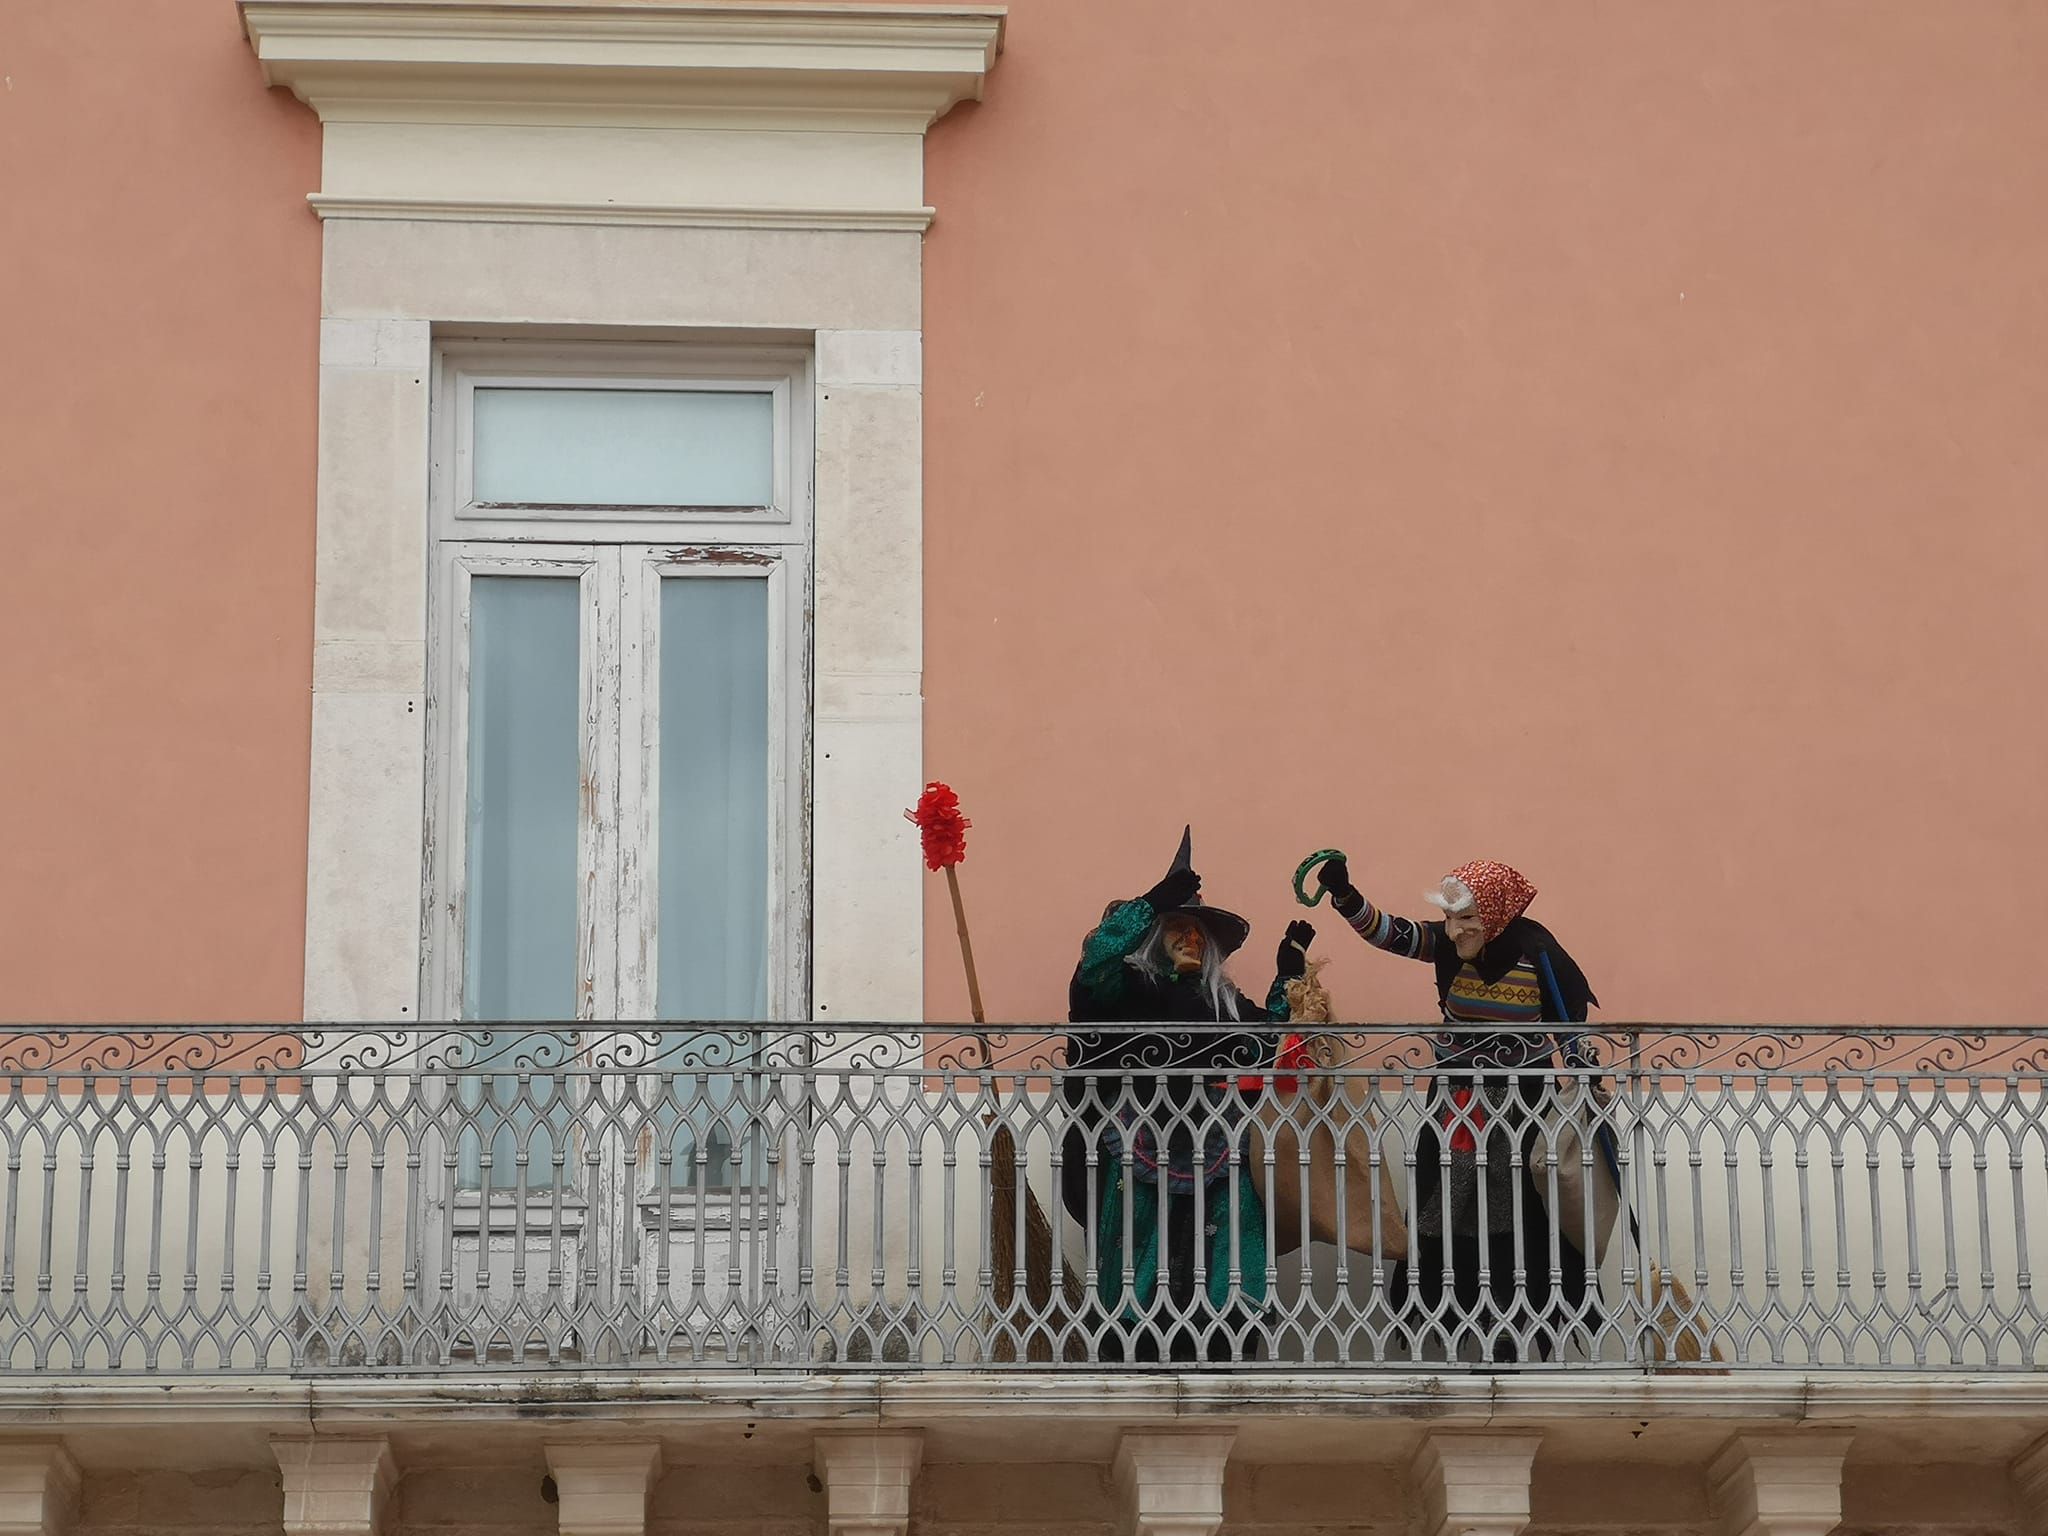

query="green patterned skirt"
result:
[1094,1162,1270,1318]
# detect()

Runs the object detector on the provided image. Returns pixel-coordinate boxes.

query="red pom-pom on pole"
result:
[906,781,983,1026]
[905,781,971,871]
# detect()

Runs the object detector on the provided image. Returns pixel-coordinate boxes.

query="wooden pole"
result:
[940,856,1081,1361]
[948,860,1015,1350]
[943,863,986,1029]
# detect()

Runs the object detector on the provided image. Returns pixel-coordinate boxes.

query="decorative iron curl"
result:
[1914,1034,1997,1074]
[473,1030,598,1073]
[930,1034,1001,1073]
[1063,1027,1286,1075]
[0,1030,318,1078]
[246,1037,310,1073]
[1358,1035,1438,1073]
[5,1021,2041,1085]
[579,1031,675,1071]
[756,1033,815,1071]
[623,1030,810,1074]
[329,1031,413,1073]
[0,1032,63,1073]
[156,1033,260,1073]
[926,1033,1070,1074]
[1728,1032,1903,1075]
[1631,1031,1724,1072]
[79,1033,172,1073]
[800,1033,923,1073]
[84,1033,228,1074]
[1835,1033,1894,1072]
[1731,1033,1803,1072]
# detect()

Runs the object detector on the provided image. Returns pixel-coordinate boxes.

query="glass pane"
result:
[472,388,775,508]
[657,576,770,1021]
[464,575,582,1022]
[460,575,582,1191]
[657,576,771,1189]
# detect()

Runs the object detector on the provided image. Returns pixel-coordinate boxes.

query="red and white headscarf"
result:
[1424,860,1537,942]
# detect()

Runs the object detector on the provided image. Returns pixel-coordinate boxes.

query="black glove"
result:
[1276,920,1315,979]
[1315,854,1353,900]
[1141,867,1200,913]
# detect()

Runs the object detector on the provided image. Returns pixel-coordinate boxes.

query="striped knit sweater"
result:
[1331,887,1556,1070]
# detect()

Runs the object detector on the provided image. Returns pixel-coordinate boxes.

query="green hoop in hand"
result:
[1293,848,1347,907]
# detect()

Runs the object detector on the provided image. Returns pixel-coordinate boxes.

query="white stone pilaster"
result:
[1112,1429,1237,1536]
[0,1446,81,1536]
[813,1432,923,1536]
[544,1443,663,1536]
[1709,1434,1853,1536]
[1410,1431,1542,1536]
[2011,1434,2048,1536]
[272,1436,397,1536]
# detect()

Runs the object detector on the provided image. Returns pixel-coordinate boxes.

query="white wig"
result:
[1423,875,1477,917]
[1126,918,1246,1022]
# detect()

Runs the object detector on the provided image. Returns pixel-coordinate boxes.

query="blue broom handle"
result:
[1536,949,1643,1254]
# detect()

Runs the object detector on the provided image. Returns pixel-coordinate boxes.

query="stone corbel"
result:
[272,1436,398,1536]
[813,1433,924,1536]
[0,1445,81,1536]
[1113,1430,1238,1536]
[545,1443,664,1536]
[1410,1431,1542,1536]
[1709,1433,1853,1536]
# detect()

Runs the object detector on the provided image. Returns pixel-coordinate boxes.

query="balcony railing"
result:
[2,1024,2043,1374]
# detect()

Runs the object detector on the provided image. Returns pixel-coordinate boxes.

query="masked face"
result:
[1161,916,1208,975]
[1444,907,1488,961]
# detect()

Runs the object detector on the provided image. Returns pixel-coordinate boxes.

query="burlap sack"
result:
[1524,1074,1622,1266]
[1250,1033,1409,1261]
[1525,1080,1724,1364]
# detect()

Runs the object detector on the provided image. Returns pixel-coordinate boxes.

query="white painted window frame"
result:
[425,459,809,1266]
[616,546,808,1026]
[426,546,614,1025]
[435,342,812,544]
[429,564,801,1272]
[423,344,813,1028]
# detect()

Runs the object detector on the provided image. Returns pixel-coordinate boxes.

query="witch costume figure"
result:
[1314,855,1606,1364]
[1061,829,1310,1362]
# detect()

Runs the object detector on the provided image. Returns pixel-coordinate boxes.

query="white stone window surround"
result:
[245,0,1006,1024]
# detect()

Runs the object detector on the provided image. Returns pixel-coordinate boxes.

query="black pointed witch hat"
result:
[1157,825,1251,958]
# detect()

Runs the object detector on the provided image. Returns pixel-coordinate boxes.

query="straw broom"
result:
[1516,916,1725,1372]
[1643,1262,1722,1367]
[1584,1121,1723,1368]
[908,784,1084,1362]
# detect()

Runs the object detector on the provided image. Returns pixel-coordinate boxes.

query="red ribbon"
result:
[1237,1033,1311,1095]
[1446,1087,1485,1153]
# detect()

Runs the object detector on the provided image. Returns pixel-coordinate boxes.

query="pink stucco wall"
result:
[0,2,320,1020]
[919,0,2048,1026]
[1,2,2042,1028]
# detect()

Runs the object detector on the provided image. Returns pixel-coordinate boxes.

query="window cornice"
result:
[241,1,1006,228]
